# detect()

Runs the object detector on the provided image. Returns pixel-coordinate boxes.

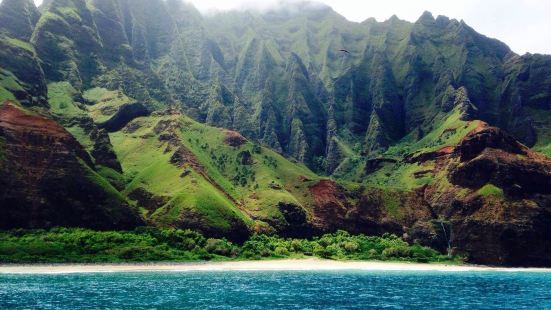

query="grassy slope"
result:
[334,107,478,190]
[0,69,23,102]
[47,82,95,149]
[83,87,136,123]
[44,82,322,232]
[110,117,247,232]
[45,81,486,232]
[108,110,319,231]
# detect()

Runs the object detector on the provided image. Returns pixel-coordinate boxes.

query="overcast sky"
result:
[32,0,551,55]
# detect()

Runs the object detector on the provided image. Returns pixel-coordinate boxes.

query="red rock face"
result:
[223,130,247,147]
[0,101,93,178]
[301,125,551,266]
[423,126,551,266]
[0,101,142,229]
[453,126,527,161]
[449,127,551,196]
[309,180,349,231]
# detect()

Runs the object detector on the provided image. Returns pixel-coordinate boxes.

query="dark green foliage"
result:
[0,0,40,41]
[32,0,104,88]
[0,228,455,263]
[0,14,47,107]
[237,230,454,262]
[11,0,551,168]
[252,144,262,154]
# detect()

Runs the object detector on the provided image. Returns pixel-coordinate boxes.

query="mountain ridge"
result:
[1,0,551,266]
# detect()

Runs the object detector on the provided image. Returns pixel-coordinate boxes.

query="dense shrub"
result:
[205,239,235,257]
[0,229,457,263]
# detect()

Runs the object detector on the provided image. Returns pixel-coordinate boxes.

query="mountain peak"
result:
[435,15,450,25]
[387,14,400,22]
[417,10,435,24]
[362,17,377,24]
[0,0,40,41]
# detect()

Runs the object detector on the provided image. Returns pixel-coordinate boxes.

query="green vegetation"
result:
[478,184,504,198]
[47,82,96,149]
[109,112,319,232]
[332,107,481,191]
[528,107,551,157]
[110,114,252,232]
[386,108,479,158]
[0,228,457,264]
[1,36,34,53]
[0,69,22,102]
[83,87,136,123]
[47,82,87,117]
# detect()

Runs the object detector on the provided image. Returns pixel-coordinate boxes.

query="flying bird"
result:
[339,49,350,54]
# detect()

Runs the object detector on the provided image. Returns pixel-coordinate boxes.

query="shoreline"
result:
[1,258,550,274]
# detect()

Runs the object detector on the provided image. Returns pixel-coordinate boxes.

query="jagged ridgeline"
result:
[1,0,551,266]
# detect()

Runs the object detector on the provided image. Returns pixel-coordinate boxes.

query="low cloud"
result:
[27,0,551,55]
[185,0,328,15]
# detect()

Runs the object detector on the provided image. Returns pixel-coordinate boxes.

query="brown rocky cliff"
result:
[422,126,551,266]
[303,125,551,266]
[0,101,142,229]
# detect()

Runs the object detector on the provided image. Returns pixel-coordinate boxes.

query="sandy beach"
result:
[0,258,549,274]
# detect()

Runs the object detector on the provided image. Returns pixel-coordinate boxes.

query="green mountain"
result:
[1,0,551,266]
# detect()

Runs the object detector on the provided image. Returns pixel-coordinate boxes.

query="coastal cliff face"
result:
[297,124,551,266]
[0,101,142,229]
[391,125,551,266]
[1,0,551,266]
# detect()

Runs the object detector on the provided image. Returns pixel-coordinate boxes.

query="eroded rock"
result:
[0,101,142,229]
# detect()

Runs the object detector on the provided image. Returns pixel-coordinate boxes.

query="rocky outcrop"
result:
[223,130,247,147]
[98,102,150,132]
[90,128,123,172]
[365,158,398,174]
[0,101,142,229]
[422,126,551,266]
[128,187,169,212]
[271,202,318,238]
[448,127,551,196]
[453,127,527,161]
[300,125,551,266]
[442,200,551,266]
[308,180,350,231]
[404,146,454,164]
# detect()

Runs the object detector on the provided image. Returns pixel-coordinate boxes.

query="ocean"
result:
[1,270,550,309]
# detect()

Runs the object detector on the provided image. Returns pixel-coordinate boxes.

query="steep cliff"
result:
[0,101,142,229]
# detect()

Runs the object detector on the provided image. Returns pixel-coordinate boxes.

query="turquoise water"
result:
[1,271,551,309]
